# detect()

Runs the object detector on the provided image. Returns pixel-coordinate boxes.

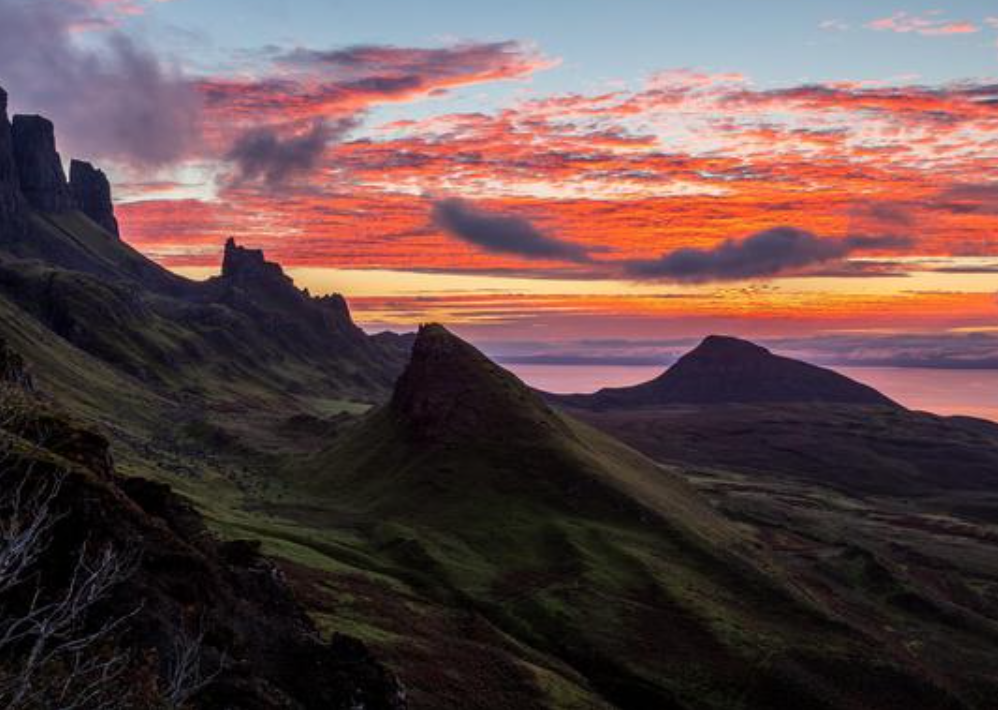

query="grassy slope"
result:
[1,300,987,707]
[569,403,998,706]
[568,403,998,494]
[257,330,963,710]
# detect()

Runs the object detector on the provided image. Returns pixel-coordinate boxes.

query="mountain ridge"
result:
[0,82,411,411]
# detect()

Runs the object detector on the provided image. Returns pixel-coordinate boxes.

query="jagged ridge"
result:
[0,82,412,405]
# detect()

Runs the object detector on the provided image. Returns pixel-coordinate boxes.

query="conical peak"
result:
[391,324,555,440]
[394,324,512,405]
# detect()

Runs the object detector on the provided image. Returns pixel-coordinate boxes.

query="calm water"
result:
[506,364,998,423]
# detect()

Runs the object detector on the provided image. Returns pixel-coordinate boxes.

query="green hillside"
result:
[266,325,970,710]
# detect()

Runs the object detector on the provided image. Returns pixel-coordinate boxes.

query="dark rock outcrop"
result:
[391,323,560,441]
[555,334,899,409]
[215,237,369,345]
[0,335,32,389]
[11,114,74,213]
[0,88,23,233]
[221,237,290,284]
[69,159,119,236]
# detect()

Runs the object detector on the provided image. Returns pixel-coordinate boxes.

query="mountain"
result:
[548,340,998,495]
[286,324,983,710]
[308,324,733,539]
[553,335,897,410]
[0,83,410,423]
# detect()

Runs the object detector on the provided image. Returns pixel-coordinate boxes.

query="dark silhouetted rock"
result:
[216,237,373,346]
[392,323,558,441]
[221,236,290,284]
[11,114,74,212]
[70,159,119,236]
[0,88,23,232]
[556,334,899,409]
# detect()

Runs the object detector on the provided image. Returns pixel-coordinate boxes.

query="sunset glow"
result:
[7,0,997,346]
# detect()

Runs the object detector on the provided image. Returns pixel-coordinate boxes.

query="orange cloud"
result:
[118,70,998,332]
[197,41,554,130]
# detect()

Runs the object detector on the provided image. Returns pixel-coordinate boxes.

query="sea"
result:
[505,364,998,423]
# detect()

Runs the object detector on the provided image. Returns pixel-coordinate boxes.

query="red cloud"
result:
[119,72,998,317]
[198,41,554,129]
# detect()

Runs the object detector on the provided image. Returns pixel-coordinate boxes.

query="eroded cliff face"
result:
[2,101,119,236]
[11,114,74,213]
[70,159,119,236]
[0,88,23,235]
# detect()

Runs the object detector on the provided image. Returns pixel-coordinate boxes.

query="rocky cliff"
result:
[70,159,119,236]
[0,88,22,233]
[11,114,74,213]
[221,236,290,283]
[0,84,121,237]
[215,237,371,346]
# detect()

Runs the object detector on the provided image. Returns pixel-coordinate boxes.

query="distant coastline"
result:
[507,362,998,423]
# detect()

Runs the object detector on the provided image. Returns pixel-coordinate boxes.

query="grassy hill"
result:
[264,325,977,710]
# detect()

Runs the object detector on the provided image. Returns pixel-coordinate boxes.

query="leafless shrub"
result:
[0,381,223,709]
[0,392,141,709]
[162,617,224,709]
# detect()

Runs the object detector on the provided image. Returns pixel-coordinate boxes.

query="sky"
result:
[1,0,997,365]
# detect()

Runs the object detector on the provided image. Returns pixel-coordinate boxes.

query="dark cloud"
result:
[932,183,998,215]
[279,41,543,84]
[625,227,911,282]
[931,264,998,274]
[226,117,357,186]
[0,0,202,168]
[432,198,593,263]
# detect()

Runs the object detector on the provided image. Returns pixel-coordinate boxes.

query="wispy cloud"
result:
[867,11,978,36]
[0,0,201,167]
[199,41,555,129]
[819,19,850,32]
